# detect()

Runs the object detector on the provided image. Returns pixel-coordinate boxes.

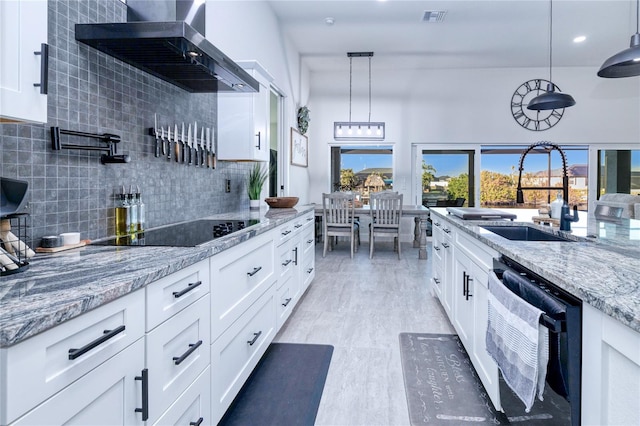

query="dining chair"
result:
[369,191,403,259]
[322,192,360,258]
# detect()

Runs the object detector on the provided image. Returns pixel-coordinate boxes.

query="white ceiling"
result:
[266,0,639,75]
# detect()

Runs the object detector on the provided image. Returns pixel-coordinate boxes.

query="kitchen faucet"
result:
[515,141,579,231]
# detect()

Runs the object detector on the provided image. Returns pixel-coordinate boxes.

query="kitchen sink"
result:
[480,225,574,242]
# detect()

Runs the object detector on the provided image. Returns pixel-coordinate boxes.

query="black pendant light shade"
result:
[527,83,576,110]
[598,33,640,78]
[528,0,575,111]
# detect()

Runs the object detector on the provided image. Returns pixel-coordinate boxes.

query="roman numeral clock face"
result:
[511,79,564,131]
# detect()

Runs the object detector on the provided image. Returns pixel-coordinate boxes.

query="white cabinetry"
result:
[0,0,48,123]
[431,214,500,411]
[582,303,640,425]
[217,60,274,161]
[0,290,145,425]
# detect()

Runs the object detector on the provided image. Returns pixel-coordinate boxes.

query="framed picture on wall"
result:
[290,127,308,167]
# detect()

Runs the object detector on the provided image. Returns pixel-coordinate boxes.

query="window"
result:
[330,145,393,204]
[597,149,640,197]
[480,145,588,210]
[421,150,475,207]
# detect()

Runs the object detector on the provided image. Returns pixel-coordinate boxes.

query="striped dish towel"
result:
[486,271,549,412]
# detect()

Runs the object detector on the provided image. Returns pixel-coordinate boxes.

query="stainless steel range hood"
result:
[74,1,258,93]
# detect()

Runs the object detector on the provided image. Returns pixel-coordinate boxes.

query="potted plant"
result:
[247,162,269,209]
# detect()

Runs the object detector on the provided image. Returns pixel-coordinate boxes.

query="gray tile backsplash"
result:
[0,0,252,247]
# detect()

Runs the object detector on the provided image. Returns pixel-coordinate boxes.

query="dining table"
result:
[313,204,430,259]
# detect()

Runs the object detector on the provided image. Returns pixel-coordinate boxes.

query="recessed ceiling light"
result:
[573,35,586,43]
[325,17,335,26]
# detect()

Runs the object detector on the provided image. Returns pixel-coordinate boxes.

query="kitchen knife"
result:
[181,123,186,163]
[174,124,179,162]
[187,123,193,165]
[209,127,217,169]
[161,126,166,156]
[154,114,160,157]
[193,121,198,166]
[200,126,206,167]
[205,128,211,168]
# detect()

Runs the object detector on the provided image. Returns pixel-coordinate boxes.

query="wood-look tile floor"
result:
[274,239,455,426]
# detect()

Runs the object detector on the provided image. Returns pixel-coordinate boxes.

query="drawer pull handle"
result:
[281,230,291,236]
[282,259,292,266]
[247,266,262,277]
[433,246,440,251]
[190,418,204,426]
[433,278,441,284]
[173,280,202,298]
[294,224,303,228]
[434,222,441,227]
[307,217,313,221]
[173,340,203,365]
[282,298,292,307]
[306,239,314,244]
[68,325,126,360]
[247,331,262,346]
[442,243,450,249]
[33,43,49,94]
[134,368,149,421]
[443,228,451,234]
[307,267,314,274]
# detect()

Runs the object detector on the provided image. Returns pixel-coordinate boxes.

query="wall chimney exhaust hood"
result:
[74,0,258,93]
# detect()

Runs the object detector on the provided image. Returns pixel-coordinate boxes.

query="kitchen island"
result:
[0,205,316,425]
[429,207,640,426]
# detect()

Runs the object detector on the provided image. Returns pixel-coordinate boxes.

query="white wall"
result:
[206,0,311,203]
[308,65,640,205]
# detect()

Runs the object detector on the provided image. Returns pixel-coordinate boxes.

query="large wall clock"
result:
[511,79,564,131]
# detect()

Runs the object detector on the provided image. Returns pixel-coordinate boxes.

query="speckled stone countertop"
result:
[430,207,640,333]
[0,205,314,347]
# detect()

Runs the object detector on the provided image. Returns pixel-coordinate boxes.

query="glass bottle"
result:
[115,186,130,236]
[550,190,563,219]
[128,186,137,234]
[136,186,146,232]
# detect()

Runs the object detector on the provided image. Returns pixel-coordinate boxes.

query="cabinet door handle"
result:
[68,325,126,360]
[282,297,292,307]
[134,368,149,421]
[172,280,202,298]
[247,266,262,276]
[33,43,49,95]
[293,247,298,265]
[462,271,468,297]
[282,259,292,266]
[247,331,262,346]
[255,131,261,149]
[466,276,473,301]
[173,340,203,365]
[306,267,314,274]
[190,418,204,426]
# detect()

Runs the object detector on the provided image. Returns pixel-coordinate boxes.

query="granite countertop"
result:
[0,205,315,348]
[430,207,640,333]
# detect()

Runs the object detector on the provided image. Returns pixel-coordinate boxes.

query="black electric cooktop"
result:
[94,219,259,247]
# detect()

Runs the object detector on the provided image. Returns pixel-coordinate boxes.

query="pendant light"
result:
[334,52,385,140]
[527,0,576,111]
[598,0,640,77]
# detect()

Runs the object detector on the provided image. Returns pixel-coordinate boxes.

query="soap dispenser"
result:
[550,191,563,219]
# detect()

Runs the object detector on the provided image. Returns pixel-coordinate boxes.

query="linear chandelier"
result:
[334,52,385,140]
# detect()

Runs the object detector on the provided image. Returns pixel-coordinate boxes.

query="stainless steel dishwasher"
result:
[493,256,582,426]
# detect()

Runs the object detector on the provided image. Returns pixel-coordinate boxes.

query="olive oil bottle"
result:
[115,186,130,236]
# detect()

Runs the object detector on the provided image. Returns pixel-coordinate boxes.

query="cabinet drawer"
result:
[146,295,210,424]
[211,286,276,424]
[302,253,315,294]
[146,259,210,331]
[431,263,443,299]
[210,233,275,341]
[276,239,294,289]
[276,222,295,245]
[152,366,211,426]
[276,275,297,330]
[8,338,145,426]
[302,223,315,257]
[1,290,145,425]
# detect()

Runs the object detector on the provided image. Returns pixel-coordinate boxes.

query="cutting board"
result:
[36,240,90,253]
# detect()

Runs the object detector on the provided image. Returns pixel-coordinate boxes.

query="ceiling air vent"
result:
[422,10,447,23]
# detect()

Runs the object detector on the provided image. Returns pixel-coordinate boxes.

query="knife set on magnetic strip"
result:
[151,114,216,168]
